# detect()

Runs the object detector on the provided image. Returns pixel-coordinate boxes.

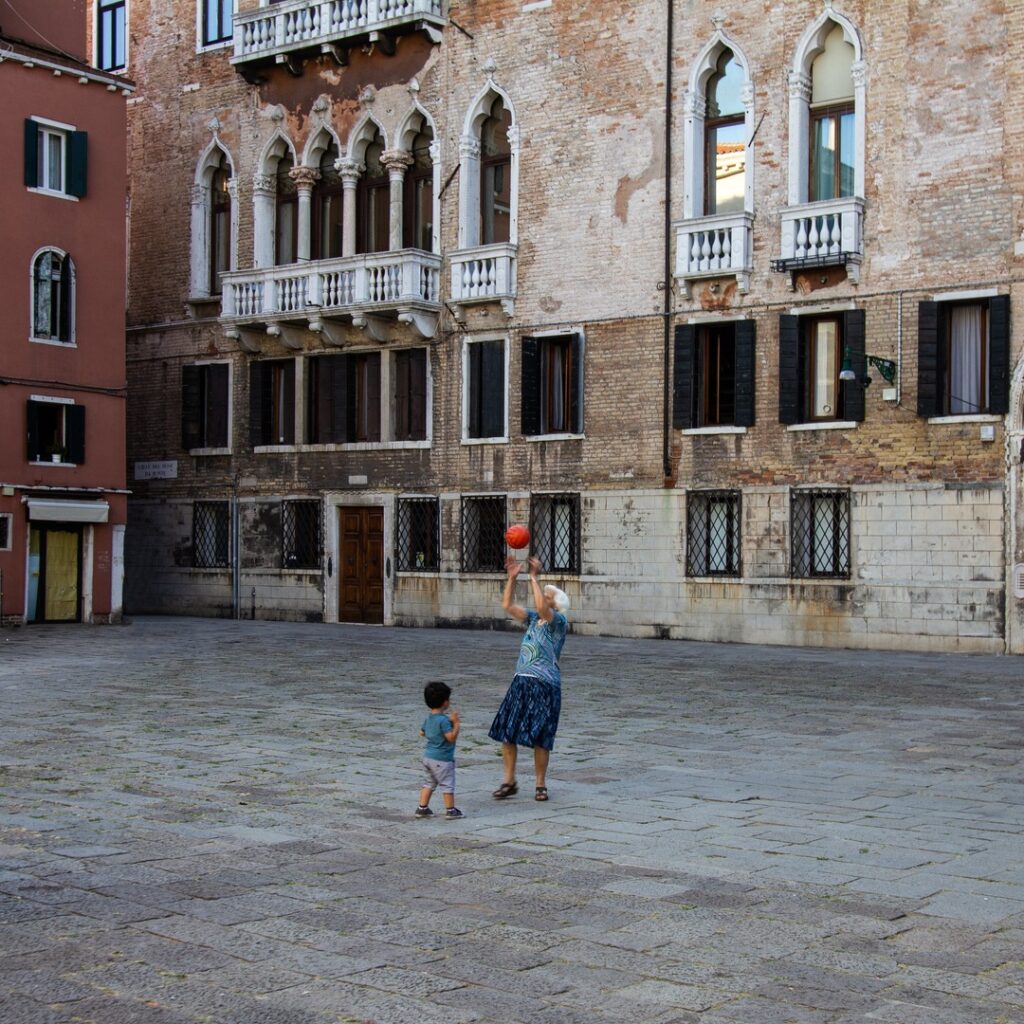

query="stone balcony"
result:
[773,197,865,284]
[449,243,517,316]
[674,212,754,296]
[220,250,441,347]
[232,0,445,78]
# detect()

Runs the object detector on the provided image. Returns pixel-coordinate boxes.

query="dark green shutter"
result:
[26,401,41,461]
[281,361,295,444]
[521,336,540,436]
[329,355,348,443]
[365,353,381,442]
[393,351,410,440]
[66,405,86,465]
[570,334,583,433]
[672,324,696,429]
[24,119,39,187]
[249,361,265,446]
[778,315,801,424]
[842,309,866,423]
[468,344,481,438]
[734,320,756,427]
[67,131,88,198]
[917,301,941,417]
[481,341,505,438]
[207,363,229,447]
[410,348,427,441]
[988,295,1010,415]
[181,364,203,450]
[57,255,72,342]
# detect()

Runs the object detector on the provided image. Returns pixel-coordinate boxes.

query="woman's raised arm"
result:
[502,556,528,622]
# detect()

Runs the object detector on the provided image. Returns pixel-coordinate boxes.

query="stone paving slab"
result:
[1,616,1023,1023]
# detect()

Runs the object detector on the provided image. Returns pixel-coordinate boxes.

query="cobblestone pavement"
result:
[1,617,1023,1024]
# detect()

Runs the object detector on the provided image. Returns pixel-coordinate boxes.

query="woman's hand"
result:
[505,555,522,579]
[527,556,542,578]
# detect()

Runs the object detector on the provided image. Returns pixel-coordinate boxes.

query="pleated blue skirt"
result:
[488,673,561,751]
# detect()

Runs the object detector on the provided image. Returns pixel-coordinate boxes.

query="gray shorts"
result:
[421,757,456,795]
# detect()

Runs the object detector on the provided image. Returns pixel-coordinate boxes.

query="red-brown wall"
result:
[0,0,87,61]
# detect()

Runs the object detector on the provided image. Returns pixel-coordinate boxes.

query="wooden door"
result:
[28,525,81,623]
[338,506,384,624]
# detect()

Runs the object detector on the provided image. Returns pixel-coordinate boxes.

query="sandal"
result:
[535,787,549,802]
[492,782,518,800]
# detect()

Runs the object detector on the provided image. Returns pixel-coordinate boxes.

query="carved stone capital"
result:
[459,135,481,161]
[190,183,210,206]
[741,82,755,107]
[850,59,867,89]
[289,166,321,191]
[252,173,276,196]
[506,123,521,149]
[335,158,365,185]
[788,70,811,101]
[682,89,706,119]
[382,149,414,171]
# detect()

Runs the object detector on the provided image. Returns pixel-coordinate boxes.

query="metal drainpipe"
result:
[662,0,675,483]
[232,491,240,619]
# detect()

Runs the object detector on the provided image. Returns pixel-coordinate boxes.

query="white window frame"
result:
[95,0,129,73]
[190,141,238,300]
[27,394,76,467]
[197,0,237,52]
[386,347,433,446]
[28,246,76,346]
[461,335,509,444]
[26,117,78,201]
[522,327,586,441]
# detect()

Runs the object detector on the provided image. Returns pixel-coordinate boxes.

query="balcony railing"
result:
[232,0,444,67]
[221,250,441,321]
[449,243,517,312]
[674,211,753,293]
[778,197,864,275]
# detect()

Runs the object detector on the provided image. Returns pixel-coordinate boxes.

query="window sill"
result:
[254,445,297,453]
[190,566,231,572]
[396,569,441,576]
[196,40,232,54]
[686,574,743,581]
[524,432,585,442]
[26,187,78,203]
[681,426,747,436]
[189,447,232,456]
[297,441,431,452]
[786,420,858,433]
[29,337,76,348]
[927,414,1002,425]
[29,460,77,468]
[461,437,509,446]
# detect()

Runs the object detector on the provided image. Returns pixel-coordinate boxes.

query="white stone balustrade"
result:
[780,197,864,264]
[449,243,517,307]
[674,212,754,292]
[233,0,444,64]
[220,250,441,321]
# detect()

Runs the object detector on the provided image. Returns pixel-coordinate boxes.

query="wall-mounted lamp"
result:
[839,347,897,387]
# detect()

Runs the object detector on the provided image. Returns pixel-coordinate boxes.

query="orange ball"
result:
[505,524,530,549]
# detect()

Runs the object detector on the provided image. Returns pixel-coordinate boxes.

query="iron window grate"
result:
[193,501,230,568]
[282,500,321,569]
[687,490,741,577]
[462,496,506,572]
[530,493,581,574]
[791,489,851,578]
[396,497,440,571]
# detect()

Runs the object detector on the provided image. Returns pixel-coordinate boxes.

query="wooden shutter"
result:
[67,131,88,198]
[65,404,86,465]
[393,351,410,441]
[57,255,72,342]
[248,361,265,446]
[917,301,941,417]
[733,320,756,427]
[207,363,229,447]
[24,119,39,187]
[329,355,348,443]
[570,334,583,433]
[672,325,696,429]
[366,353,381,442]
[482,341,505,438]
[281,360,296,444]
[778,315,801,424]
[181,364,203,450]
[988,295,1010,415]
[521,336,540,435]
[842,309,866,423]
[409,348,427,441]
[26,401,41,461]
[467,344,481,438]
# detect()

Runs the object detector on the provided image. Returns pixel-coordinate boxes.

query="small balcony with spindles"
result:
[674,212,754,296]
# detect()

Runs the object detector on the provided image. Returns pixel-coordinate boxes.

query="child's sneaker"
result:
[414,805,433,817]
[445,807,464,819]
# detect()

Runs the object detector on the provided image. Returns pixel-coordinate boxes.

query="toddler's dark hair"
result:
[423,681,451,709]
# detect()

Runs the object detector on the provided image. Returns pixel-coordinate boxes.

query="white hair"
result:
[545,586,570,615]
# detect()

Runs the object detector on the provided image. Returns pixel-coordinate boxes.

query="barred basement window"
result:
[791,489,850,578]
[282,500,321,570]
[193,501,230,568]
[530,493,580,574]
[686,491,741,577]
[396,497,439,571]
[462,496,505,572]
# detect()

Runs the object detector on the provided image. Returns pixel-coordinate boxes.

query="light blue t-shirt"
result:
[514,610,568,686]
[422,712,455,762]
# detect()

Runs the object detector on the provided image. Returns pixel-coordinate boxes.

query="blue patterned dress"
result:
[488,610,568,750]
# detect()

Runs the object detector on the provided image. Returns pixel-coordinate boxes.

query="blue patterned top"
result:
[515,610,568,686]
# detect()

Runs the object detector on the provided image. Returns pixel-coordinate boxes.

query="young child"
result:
[416,681,463,819]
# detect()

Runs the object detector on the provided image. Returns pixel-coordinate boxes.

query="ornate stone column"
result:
[189,182,211,296]
[289,165,321,263]
[252,173,277,269]
[381,149,413,251]
[337,158,364,258]
[457,136,481,249]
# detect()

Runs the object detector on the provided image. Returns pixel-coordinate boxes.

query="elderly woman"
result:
[489,554,570,802]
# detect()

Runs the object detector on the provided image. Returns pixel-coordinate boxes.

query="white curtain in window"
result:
[949,305,983,414]
[550,345,565,432]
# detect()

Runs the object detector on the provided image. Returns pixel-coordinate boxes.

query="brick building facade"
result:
[120,0,1024,653]
[0,1,130,625]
